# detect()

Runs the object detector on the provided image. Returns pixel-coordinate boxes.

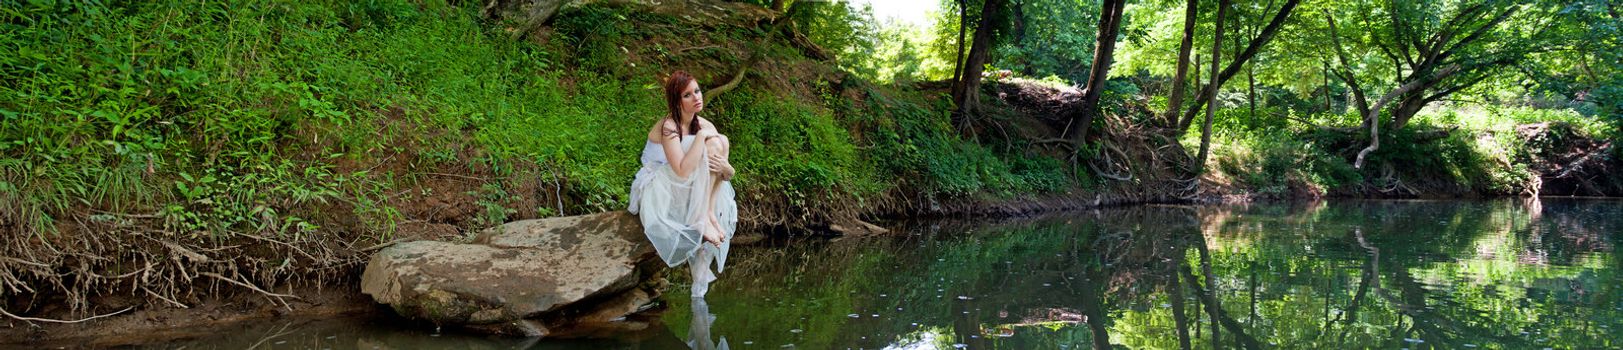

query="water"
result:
[127,199,1622,349]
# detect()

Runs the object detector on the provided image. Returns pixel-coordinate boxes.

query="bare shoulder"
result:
[648,118,679,142]
[697,117,719,130]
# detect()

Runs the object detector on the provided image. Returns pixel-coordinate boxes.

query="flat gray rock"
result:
[360,211,660,333]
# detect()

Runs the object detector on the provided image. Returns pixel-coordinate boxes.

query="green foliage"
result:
[988,0,1099,83]
[469,183,517,232]
[1214,129,1361,196]
[791,0,882,79]
[0,0,1078,246]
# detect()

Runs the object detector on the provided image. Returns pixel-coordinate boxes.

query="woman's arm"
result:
[696,119,733,180]
[710,153,734,180]
[658,120,709,178]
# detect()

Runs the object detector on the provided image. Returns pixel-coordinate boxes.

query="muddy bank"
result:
[3,285,376,348]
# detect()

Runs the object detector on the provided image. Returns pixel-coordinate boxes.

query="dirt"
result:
[1519,122,1622,196]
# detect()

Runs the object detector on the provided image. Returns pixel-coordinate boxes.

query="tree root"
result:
[0,305,133,324]
[1088,142,1134,181]
[202,272,300,310]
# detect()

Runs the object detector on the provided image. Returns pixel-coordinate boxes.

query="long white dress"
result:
[628,137,737,298]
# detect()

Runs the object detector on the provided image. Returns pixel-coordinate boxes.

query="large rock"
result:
[360,211,663,336]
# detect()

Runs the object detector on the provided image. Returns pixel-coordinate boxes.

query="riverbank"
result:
[4,285,375,348]
[14,198,1621,348]
[2,0,1617,344]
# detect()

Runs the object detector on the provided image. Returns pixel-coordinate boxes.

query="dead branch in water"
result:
[0,305,133,324]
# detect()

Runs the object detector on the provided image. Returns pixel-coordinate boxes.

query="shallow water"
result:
[126,199,1621,349]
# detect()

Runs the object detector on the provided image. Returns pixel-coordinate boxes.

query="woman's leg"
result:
[701,135,731,245]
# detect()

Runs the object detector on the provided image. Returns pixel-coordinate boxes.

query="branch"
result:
[1437,5,1521,65]
[706,61,750,99]
[1177,0,1302,129]
[672,45,720,55]
[1389,2,1419,69]
[1355,64,1461,169]
[1325,11,1371,117]
[1181,266,1265,349]
[1424,2,1490,57]
[202,272,300,310]
[1,306,134,324]
[1422,73,1492,103]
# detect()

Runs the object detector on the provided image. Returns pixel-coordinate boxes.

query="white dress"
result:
[628,138,737,297]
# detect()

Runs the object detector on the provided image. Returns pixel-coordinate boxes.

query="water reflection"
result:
[686,298,728,350]
[678,199,1622,349]
[126,199,1622,349]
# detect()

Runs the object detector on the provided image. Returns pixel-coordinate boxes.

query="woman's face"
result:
[681,81,704,116]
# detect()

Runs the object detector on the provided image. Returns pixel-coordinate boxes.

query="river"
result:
[132,199,1621,349]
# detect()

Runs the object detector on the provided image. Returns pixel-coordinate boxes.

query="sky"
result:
[846,0,938,28]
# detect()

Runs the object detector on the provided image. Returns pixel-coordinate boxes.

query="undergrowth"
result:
[0,0,1073,314]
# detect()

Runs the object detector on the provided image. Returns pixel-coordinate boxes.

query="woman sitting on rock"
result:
[628,70,737,298]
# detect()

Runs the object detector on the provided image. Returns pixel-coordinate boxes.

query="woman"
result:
[628,71,737,298]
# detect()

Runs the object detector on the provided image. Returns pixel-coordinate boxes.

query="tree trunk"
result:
[1164,0,1200,128]
[1247,0,1270,123]
[1066,0,1127,146]
[1247,61,1256,122]
[482,0,570,41]
[1325,11,1372,126]
[952,0,968,84]
[1178,0,1301,130]
[1322,62,1332,112]
[1170,257,1193,350]
[952,0,1006,126]
[1389,92,1427,130]
[1197,0,1230,174]
[1354,64,1460,169]
[1197,236,1222,349]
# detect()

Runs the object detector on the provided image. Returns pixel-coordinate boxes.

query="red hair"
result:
[663,71,702,139]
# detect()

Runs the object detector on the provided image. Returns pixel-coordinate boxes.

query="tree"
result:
[1064,0,1128,146]
[1196,0,1231,173]
[1176,0,1302,131]
[1328,1,1567,131]
[1323,8,1373,119]
[1163,0,1200,128]
[953,0,969,83]
[951,0,1009,126]
[1318,1,1569,168]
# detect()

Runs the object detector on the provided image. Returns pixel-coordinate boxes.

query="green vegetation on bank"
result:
[1,0,1618,316]
[0,1,1071,311]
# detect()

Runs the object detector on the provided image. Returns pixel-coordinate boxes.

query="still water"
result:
[134,199,1621,349]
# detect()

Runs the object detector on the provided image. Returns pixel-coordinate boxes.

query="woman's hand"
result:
[696,128,720,140]
[708,153,734,180]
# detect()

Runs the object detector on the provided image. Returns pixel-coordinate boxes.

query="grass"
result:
[6,0,1598,316]
[0,0,1076,311]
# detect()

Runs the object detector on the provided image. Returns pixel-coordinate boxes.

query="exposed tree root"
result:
[1,305,133,324]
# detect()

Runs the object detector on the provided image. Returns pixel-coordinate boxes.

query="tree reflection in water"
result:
[127,199,1623,349]
[675,199,1621,350]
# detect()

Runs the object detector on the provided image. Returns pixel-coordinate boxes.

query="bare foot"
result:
[701,217,725,246]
